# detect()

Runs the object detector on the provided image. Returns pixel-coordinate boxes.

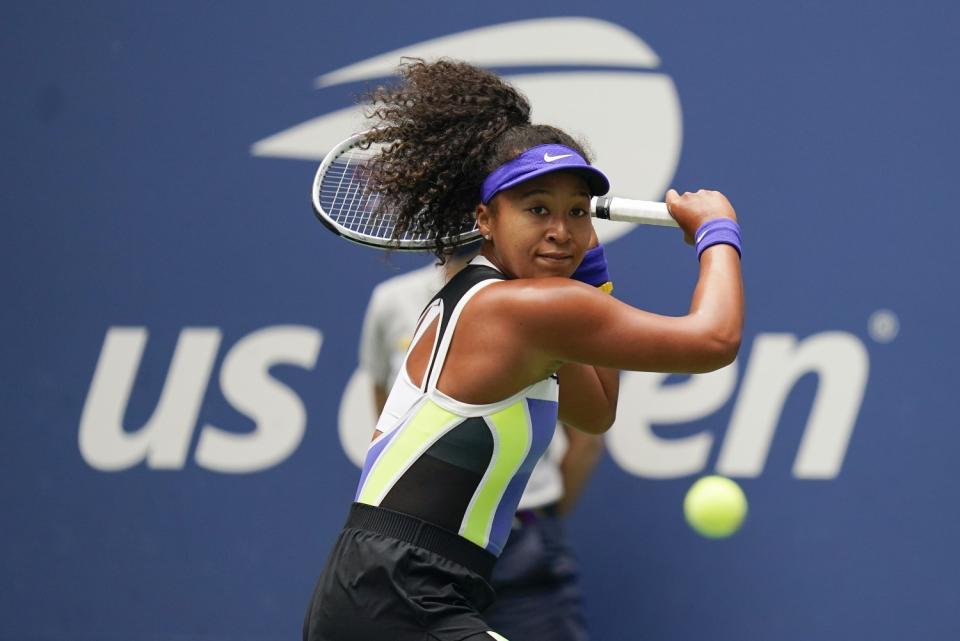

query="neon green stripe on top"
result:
[357,399,461,506]
[459,400,531,549]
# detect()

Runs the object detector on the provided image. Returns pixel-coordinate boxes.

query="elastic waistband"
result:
[346,503,495,580]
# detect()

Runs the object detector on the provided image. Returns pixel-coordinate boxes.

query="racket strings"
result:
[316,140,480,248]
[319,146,441,243]
[319,147,403,241]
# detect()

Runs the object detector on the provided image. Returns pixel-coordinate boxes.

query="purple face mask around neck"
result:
[480,144,610,204]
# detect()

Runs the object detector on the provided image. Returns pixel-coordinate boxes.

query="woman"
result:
[304,59,743,641]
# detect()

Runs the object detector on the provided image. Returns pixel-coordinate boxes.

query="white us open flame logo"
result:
[251,16,683,245]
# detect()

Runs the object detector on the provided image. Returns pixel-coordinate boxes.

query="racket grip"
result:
[592,196,678,228]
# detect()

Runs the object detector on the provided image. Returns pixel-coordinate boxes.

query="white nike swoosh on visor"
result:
[543,152,573,162]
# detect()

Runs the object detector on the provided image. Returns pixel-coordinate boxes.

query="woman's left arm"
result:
[557,362,619,434]
[559,235,620,434]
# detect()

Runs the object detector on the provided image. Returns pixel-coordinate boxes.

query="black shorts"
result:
[303,503,506,641]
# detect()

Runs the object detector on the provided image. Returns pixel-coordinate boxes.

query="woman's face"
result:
[476,172,594,279]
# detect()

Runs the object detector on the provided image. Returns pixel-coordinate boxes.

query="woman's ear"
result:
[475,203,492,238]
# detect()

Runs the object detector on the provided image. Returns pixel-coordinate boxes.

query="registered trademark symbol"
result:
[868,309,899,343]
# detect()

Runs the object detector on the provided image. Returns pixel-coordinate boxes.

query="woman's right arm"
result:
[666,189,743,366]
[516,189,744,375]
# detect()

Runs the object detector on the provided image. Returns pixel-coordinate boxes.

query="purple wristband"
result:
[694,219,742,260]
[572,244,611,288]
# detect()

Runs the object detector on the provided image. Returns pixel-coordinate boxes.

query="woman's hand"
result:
[665,189,738,245]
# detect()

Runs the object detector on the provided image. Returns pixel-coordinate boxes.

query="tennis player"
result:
[303,59,743,641]
[358,243,602,641]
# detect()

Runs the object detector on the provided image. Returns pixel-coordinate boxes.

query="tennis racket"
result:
[311,132,679,251]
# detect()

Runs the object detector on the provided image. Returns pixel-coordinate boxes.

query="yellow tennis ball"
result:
[683,475,748,539]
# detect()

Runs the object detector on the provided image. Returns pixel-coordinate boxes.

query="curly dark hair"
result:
[361,59,592,260]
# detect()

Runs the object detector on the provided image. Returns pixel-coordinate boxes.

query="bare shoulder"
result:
[467,277,615,336]
[434,277,604,400]
[473,276,599,310]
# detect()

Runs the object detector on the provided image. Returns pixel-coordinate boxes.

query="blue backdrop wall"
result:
[2,2,959,640]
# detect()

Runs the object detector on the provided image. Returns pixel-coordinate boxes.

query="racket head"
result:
[311,132,481,251]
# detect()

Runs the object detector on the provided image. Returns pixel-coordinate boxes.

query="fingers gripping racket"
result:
[311,133,679,251]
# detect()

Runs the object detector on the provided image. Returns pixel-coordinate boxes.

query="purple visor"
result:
[480,144,610,204]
